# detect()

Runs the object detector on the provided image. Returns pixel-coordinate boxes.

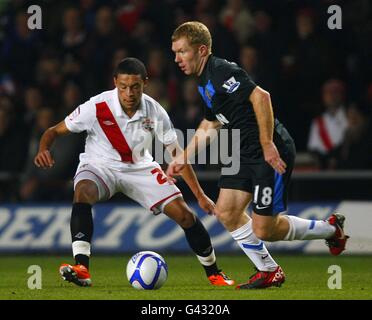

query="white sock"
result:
[284,215,336,240]
[196,249,216,266]
[230,220,278,272]
[72,240,91,257]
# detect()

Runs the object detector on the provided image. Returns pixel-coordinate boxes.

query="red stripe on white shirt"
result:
[96,101,133,163]
[316,117,333,151]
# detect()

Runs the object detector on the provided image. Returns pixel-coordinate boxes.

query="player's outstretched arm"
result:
[34,121,71,169]
[249,86,287,174]
[166,141,215,215]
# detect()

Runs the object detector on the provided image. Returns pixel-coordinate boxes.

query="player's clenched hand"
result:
[262,142,287,175]
[197,193,216,215]
[34,150,55,168]
[166,160,185,177]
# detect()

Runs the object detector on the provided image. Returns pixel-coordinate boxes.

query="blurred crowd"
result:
[0,0,371,202]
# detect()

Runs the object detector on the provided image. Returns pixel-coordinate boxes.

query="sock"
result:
[183,216,219,276]
[231,220,278,272]
[71,202,93,269]
[75,254,90,269]
[284,215,336,241]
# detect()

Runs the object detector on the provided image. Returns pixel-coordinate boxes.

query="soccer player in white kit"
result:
[34,58,234,287]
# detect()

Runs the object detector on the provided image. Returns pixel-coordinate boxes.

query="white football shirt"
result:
[308,107,347,154]
[65,88,177,170]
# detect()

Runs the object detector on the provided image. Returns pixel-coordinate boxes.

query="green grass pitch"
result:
[0,254,371,300]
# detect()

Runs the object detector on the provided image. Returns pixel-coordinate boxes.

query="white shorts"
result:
[73,161,182,214]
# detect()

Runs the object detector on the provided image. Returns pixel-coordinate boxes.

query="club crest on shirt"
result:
[141,118,154,132]
[222,76,240,93]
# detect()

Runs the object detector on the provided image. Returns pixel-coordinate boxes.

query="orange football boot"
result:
[59,264,92,287]
[208,270,235,286]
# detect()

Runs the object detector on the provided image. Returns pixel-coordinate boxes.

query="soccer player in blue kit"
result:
[168,21,349,289]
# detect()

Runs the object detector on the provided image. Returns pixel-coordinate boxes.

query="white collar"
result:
[112,88,147,120]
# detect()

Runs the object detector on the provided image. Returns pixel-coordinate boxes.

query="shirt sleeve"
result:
[64,100,96,133]
[214,60,257,99]
[154,103,178,145]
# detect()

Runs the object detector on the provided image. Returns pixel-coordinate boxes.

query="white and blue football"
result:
[126,251,168,290]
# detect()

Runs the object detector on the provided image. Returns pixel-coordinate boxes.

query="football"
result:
[126,251,168,290]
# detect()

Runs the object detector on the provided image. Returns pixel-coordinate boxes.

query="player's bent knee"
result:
[214,208,230,223]
[163,199,195,228]
[74,180,99,204]
[252,225,274,241]
[177,211,196,228]
[168,209,195,228]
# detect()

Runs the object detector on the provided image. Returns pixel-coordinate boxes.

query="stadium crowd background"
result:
[0,0,371,202]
